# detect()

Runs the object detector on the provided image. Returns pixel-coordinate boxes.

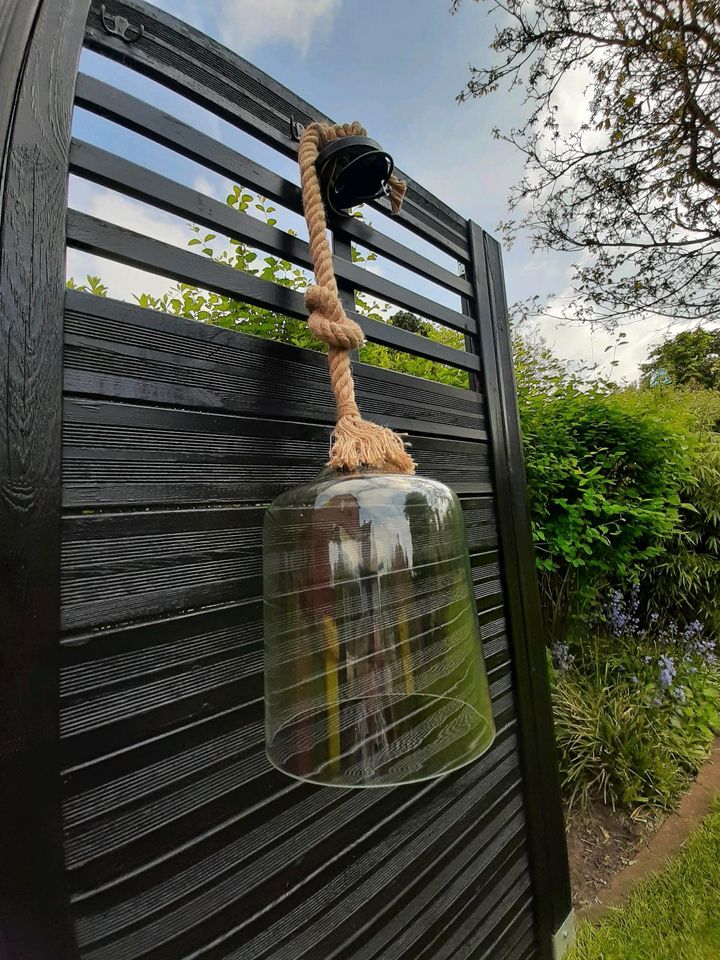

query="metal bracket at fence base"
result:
[553,911,577,960]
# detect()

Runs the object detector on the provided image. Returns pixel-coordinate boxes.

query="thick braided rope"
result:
[298,121,414,473]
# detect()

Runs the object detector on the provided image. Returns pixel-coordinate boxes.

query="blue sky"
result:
[68,0,682,378]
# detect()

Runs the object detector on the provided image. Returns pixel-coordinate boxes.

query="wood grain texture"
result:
[0,1,42,217]
[63,724,522,959]
[0,1,90,958]
[61,399,493,507]
[63,290,484,433]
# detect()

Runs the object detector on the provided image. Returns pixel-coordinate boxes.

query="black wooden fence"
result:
[0,2,573,958]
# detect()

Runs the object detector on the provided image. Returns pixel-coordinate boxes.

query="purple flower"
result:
[605,586,642,639]
[682,621,715,665]
[658,654,676,690]
[672,685,687,704]
[551,641,574,671]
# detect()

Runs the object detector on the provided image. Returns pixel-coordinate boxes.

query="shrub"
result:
[519,378,689,639]
[621,388,720,636]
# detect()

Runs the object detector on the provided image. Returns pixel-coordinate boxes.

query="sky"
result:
[67,0,686,380]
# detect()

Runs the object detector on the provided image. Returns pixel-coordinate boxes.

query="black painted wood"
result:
[63,290,484,430]
[467,221,572,957]
[0,1,42,216]
[60,506,499,633]
[62,398,493,507]
[62,740,522,960]
[0,1,90,958]
[65,210,476,350]
[67,106,473,299]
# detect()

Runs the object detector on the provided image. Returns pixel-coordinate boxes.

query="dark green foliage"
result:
[388,310,431,335]
[516,342,720,812]
[629,389,720,635]
[520,375,688,638]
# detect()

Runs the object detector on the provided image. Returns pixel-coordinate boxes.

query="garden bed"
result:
[568,739,720,918]
[566,801,659,910]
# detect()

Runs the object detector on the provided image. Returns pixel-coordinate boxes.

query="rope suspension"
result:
[298,121,415,474]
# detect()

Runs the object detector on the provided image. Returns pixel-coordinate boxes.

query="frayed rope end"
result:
[388,175,407,216]
[327,415,415,474]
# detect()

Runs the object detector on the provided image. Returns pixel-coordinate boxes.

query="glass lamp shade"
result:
[263,470,495,788]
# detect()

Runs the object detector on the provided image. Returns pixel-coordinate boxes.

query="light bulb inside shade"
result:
[263,470,495,788]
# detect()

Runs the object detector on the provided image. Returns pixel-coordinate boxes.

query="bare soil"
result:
[565,801,660,909]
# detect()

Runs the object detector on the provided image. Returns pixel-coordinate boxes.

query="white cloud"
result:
[203,0,341,56]
[535,287,692,383]
[553,65,594,137]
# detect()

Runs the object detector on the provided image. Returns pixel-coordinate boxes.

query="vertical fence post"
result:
[466,222,574,959]
[0,1,90,956]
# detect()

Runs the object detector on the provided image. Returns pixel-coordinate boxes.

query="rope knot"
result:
[305,285,365,350]
[298,120,415,474]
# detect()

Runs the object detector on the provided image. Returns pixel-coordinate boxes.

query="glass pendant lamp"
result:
[264,470,495,787]
[263,120,496,787]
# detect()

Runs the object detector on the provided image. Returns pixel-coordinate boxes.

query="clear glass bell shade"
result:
[263,470,495,788]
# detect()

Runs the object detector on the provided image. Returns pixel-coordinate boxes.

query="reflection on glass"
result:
[263,470,495,787]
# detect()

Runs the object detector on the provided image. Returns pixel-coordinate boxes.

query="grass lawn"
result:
[569,799,720,960]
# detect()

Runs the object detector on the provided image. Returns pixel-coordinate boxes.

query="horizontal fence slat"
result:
[336,802,528,960]
[63,728,521,959]
[63,290,483,437]
[157,782,525,960]
[62,397,492,508]
[81,2,472,262]
[74,74,474,298]
[60,486,497,632]
[69,139,473,333]
[65,211,477,366]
